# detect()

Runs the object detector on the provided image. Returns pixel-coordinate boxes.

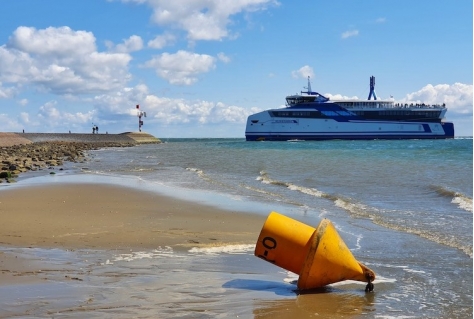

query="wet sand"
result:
[0,183,265,285]
[0,183,379,318]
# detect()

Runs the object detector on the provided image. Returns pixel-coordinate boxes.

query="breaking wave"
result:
[334,198,472,257]
[258,171,326,199]
[186,167,208,179]
[186,167,231,190]
[112,246,180,262]
[189,244,255,255]
[240,184,304,207]
[257,171,473,257]
[431,185,473,212]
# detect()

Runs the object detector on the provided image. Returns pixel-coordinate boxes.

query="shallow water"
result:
[0,245,407,319]
[0,238,470,318]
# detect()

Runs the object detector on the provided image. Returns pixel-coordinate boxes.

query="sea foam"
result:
[188,244,255,255]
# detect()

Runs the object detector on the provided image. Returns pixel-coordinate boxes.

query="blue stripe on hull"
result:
[246,134,453,141]
[245,122,455,141]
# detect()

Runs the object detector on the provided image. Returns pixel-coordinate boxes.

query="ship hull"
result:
[245,115,454,141]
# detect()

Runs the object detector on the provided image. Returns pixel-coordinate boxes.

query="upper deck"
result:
[285,93,328,106]
[334,100,446,110]
[286,95,446,111]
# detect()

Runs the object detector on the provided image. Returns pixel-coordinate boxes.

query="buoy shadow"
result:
[222,279,296,296]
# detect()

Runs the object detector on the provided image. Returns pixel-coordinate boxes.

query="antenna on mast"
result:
[301,76,313,94]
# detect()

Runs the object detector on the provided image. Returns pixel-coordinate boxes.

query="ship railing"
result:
[393,103,446,109]
[348,104,445,109]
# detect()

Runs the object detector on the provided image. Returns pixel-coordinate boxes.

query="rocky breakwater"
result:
[0,141,139,182]
[0,132,147,182]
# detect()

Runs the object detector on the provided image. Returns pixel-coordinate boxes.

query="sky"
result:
[0,0,472,137]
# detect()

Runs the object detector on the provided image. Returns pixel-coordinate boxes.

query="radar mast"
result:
[368,76,377,100]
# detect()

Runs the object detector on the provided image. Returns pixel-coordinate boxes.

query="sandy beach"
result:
[0,183,381,318]
[0,183,265,284]
[0,183,263,250]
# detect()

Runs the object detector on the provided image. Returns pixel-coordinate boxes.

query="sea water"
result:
[1,138,472,318]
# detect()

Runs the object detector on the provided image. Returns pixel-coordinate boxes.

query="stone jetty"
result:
[0,132,161,182]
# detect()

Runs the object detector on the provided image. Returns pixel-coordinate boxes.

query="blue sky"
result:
[0,0,472,137]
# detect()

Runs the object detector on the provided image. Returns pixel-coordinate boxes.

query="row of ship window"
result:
[271,111,440,118]
[338,102,392,108]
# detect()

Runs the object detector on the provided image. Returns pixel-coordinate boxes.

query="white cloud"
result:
[0,113,22,131]
[0,46,35,83]
[18,99,28,106]
[19,112,30,123]
[341,29,359,39]
[292,65,315,80]
[143,95,257,125]
[108,35,144,53]
[0,26,132,95]
[325,93,360,100]
[121,0,279,41]
[93,84,150,116]
[38,101,61,121]
[93,84,259,128]
[375,17,386,23]
[217,52,231,63]
[36,100,95,130]
[399,83,473,115]
[143,50,216,85]
[8,26,96,57]
[148,33,176,49]
[0,83,16,98]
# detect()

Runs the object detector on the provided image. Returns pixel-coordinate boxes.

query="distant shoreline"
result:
[0,131,161,147]
[0,132,161,181]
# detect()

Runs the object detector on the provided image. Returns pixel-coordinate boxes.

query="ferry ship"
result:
[245,76,454,141]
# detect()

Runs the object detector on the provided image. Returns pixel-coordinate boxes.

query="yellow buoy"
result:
[254,211,375,291]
